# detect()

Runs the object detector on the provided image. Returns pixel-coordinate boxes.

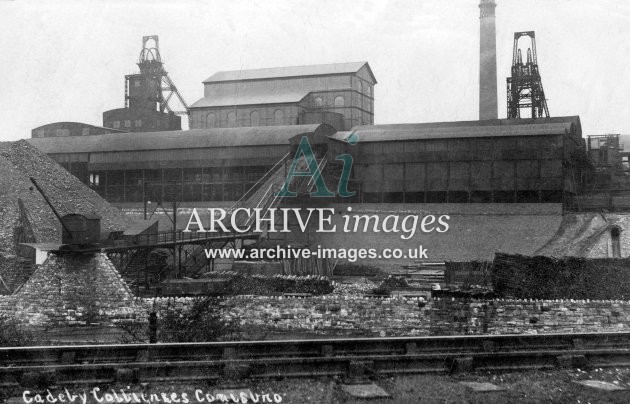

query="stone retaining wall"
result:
[3,281,628,336]
[144,296,630,337]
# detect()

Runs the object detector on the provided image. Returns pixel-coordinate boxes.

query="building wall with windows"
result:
[28,124,335,204]
[326,116,585,206]
[189,62,376,131]
[29,117,585,208]
[103,108,181,133]
[193,105,303,129]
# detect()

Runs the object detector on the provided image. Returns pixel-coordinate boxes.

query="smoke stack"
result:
[479,0,498,120]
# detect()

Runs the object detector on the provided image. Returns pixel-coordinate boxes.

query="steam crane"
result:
[125,36,190,119]
[506,31,550,119]
[29,177,102,252]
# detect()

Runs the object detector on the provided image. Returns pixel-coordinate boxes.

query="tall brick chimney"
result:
[479,0,498,120]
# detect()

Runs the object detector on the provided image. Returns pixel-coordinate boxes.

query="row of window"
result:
[358,190,565,204]
[94,183,254,203]
[33,128,95,137]
[94,186,566,205]
[203,109,287,128]
[111,120,143,129]
[88,167,272,187]
[313,96,345,108]
[199,96,349,129]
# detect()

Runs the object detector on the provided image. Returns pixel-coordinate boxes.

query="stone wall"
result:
[144,296,630,338]
[0,253,147,327]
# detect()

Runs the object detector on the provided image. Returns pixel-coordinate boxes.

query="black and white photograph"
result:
[1,0,630,402]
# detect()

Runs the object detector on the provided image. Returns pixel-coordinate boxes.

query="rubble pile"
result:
[0,253,147,327]
[331,277,377,295]
[0,140,135,254]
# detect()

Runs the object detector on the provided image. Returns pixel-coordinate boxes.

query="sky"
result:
[1,0,629,141]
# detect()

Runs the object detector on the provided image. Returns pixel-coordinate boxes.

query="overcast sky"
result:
[1,0,629,141]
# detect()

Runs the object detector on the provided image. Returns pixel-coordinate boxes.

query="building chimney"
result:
[479,0,498,120]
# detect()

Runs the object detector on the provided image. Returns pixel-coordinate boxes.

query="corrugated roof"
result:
[190,90,309,108]
[28,124,332,154]
[332,117,579,142]
[203,62,374,83]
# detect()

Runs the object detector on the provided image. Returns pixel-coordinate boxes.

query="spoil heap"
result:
[535,213,630,257]
[0,140,136,254]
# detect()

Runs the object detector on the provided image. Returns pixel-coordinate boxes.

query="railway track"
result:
[2,332,630,387]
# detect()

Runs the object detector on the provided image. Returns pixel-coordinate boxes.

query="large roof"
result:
[203,61,375,83]
[28,124,334,154]
[331,116,581,142]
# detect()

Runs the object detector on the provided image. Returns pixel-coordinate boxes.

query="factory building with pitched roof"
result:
[189,62,376,131]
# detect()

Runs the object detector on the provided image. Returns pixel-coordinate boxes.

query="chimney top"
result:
[480,0,497,18]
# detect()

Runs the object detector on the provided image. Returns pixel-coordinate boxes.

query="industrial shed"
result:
[326,116,585,206]
[28,116,586,209]
[28,124,336,204]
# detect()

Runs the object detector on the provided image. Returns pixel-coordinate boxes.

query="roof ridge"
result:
[203,61,371,83]
[213,61,367,74]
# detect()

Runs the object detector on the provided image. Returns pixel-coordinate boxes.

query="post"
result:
[143,181,147,220]
[172,201,177,236]
[149,312,157,343]
[136,255,140,296]
[145,248,149,291]
[178,245,182,277]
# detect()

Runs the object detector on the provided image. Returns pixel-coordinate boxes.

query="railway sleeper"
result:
[346,360,375,384]
[222,362,252,380]
[482,340,496,352]
[321,344,333,357]
[115,368,140,384]
[572,338,584,349]
[446,356,474,374]
[556,354,588,369]
[405,342,418,355]
[60,351,76,364]
[19,370,57,388]
[136,349,150,362]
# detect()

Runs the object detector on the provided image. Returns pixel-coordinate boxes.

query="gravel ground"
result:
[3,368,630,404]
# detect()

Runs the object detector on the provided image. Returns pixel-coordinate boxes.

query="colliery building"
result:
[28,116,585,207]
[28,125,334,204]
[335,117,583,205]
[189,62,376,131]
